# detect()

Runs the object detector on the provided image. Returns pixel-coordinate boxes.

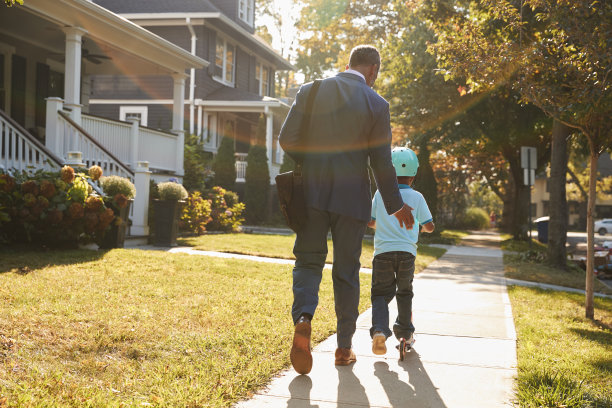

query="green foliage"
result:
[179,191,212,234]
[157,182,188,201]
[206,186,245,232]
[0,167,116,246]
[279,152,296,173]
[517,370,600,408]
[467,182,503,217]
[212,136,236,191]
[3,0,23,6]
[244,144,270,224]
[461,207,490,230]
[412,143,438,222]
[100,175,136,199]
[183,133,214,192]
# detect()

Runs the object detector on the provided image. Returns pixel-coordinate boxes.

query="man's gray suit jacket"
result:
[279,72,403,222]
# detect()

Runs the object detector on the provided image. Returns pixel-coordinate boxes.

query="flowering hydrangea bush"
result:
[0,166,118,246]
[205,186,245,232]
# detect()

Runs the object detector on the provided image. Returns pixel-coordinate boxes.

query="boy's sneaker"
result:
[372,331,387,355]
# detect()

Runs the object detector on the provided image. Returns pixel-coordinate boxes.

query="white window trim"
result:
[120,106,148,127]
[238,0,254,27]
[213,35,236,87]
[256,61,271,96]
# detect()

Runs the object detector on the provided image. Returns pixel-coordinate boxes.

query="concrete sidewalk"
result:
[236,232,517,407]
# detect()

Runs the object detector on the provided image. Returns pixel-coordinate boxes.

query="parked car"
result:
[594,219,612,235]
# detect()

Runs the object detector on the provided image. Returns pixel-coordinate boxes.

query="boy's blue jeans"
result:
[370,251,416,340]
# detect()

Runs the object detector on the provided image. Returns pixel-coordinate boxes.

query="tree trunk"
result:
[585,146,599,319]
[547,120,569,268]
[413,141,438,221]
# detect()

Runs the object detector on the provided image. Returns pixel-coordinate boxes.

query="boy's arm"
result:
[368,219,376,229]
[421,221,435,233]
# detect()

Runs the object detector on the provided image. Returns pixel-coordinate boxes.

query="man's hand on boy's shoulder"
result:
[393,203,414,230]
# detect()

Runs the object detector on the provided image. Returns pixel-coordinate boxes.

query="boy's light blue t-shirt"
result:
[371,184,433,257]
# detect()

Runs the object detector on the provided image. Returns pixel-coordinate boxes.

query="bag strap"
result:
[295,79,322,176]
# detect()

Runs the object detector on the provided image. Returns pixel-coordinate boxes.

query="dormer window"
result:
[214,36,235,86]
[239,0,254,27]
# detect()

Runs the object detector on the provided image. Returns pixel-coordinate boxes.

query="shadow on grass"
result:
[569,327,612,347]
[0,246,107,274]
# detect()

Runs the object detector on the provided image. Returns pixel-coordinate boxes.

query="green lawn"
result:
[179,233,446,272]
[509,286,612,407]
[0,243,446,407]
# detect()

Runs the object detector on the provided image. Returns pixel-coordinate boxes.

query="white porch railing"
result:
[81,113,179,173]
[81,114,132,164]
[235,152,247,182]
[58,112,134,180]
[1,109,62,173]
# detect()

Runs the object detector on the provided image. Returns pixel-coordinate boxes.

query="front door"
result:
[10,54,25,126]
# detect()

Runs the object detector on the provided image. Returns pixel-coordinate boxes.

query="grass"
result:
[0,243,446,407]
[179,233,446,271]
[502,238,612,296]
[508,286,612,407]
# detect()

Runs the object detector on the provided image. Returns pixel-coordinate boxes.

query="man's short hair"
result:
[349,45,380,68]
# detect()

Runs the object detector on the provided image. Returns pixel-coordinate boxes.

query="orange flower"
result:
[61,165,75,184]
[84,212,99,232]
[114,193,129,209]
[0,174,15,192]
[21,180,39,195]
[85,196,103,211]
[88,165,103,181]
[40,180,56,199]
[68,202,84,219]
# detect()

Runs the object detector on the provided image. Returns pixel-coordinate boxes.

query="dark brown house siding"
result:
[209,0,255,34]
[91,75,173,100]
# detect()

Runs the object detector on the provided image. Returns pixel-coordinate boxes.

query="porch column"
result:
[45,97,64,157]
[196,104,202,140]
[131,161,151,236]
[203,111,209,143]
[128,118,140,168]
[172,73,187,176]
[265,106,274,173]
[62,27,87,125]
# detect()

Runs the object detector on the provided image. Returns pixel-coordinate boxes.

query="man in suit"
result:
[279,45,414,374]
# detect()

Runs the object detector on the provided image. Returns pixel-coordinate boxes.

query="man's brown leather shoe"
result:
[335,347,357,366]
[290,316,312,374]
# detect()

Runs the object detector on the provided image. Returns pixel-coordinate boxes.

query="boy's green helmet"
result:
[391,147,419,177]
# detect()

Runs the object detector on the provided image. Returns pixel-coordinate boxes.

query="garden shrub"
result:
[212,136,236,191]
[157,182,188,201]
[183,132,214,192]
[244,144,270,224]
[462,207,490,230]
[206,186,245,232]
[0,166,117,247]
[100,175,136,199]
[180,191,212,234]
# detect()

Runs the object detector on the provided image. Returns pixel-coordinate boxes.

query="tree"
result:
[245,115,270,224]
[212,134,236,191]
[547,121,570,269]
[423,0,612,318]
[183,133,213,193]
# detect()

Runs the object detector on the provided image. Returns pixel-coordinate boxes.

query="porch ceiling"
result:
[0,0,207,76]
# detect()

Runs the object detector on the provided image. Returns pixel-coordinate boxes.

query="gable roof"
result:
[93,0,221,14]
[93,1,294,71]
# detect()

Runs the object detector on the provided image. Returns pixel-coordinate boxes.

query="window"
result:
[0,54,4,112]
[255,62,270,96]
[238,0,254,26]
[214,37,236,86]
[120,106,148,126]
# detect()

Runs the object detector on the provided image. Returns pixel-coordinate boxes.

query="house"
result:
[89,0,295,184]
[531,152,612,228]
[0,0,207,236]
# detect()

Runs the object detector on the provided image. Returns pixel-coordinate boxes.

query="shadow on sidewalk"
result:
[374,352,448,408]
[286,376,319,408]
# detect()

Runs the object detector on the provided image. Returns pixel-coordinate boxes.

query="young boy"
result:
[368,146,435,355]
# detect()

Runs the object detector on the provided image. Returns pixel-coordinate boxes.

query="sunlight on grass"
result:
[0,249,371,407]
[180,233,445,271]
[508,286,612,407]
